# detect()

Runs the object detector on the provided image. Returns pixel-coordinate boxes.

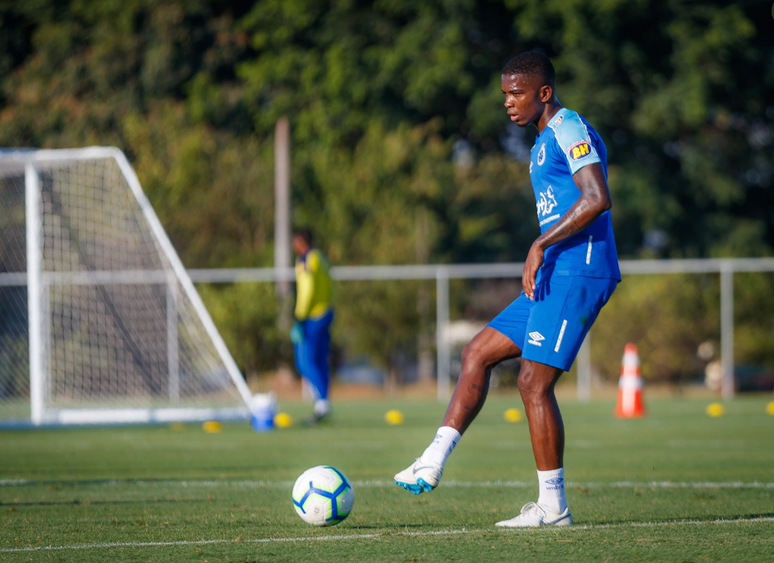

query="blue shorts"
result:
[487,275,617,371]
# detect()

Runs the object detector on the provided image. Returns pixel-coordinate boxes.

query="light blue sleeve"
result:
[548,110,601,175]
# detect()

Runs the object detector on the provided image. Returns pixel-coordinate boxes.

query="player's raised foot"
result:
[394,457,443,494]
[495,502,572,528]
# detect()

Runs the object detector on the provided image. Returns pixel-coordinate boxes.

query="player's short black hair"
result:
[292,228,313,246]
[502,51,555,88]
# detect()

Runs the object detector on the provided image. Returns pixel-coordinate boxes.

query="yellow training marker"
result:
[766,402,774,416]
[274,412,293,428]
[385,410,405,425]
[706,403,724,417]
[504,408,523,423]
[202,420,223,433]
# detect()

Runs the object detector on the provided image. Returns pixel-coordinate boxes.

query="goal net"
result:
[0,147,251,426]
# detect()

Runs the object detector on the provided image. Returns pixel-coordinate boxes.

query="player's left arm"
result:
[522,163,612,299]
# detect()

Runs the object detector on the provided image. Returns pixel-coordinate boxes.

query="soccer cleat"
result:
[303,411,331,427]
[495,502,573,528]
[394,457,443,494]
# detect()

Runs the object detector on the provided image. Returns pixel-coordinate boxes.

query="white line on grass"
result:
[0,534,381,553]
[2,479,774,489]
[2,517,773,553]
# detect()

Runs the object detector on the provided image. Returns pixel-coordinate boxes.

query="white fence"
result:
[3,258,773,402]
[184,257,774,401]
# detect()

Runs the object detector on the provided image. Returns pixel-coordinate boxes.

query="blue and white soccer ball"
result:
[292,465,355,526]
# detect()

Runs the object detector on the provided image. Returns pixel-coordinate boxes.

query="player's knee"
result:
[461,341,487,371]
[516,365,552,401]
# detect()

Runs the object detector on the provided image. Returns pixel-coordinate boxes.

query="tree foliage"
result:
[1,0,772,380]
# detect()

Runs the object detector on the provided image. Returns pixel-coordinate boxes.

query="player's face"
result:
[292,235,308,256]
[501,73,546,127]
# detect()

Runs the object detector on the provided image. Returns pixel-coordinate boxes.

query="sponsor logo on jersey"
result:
[552,115,564,127]
[568,141,591,160]
[536,186,558,217]
[527,331,545,346]
[537,143,546,165]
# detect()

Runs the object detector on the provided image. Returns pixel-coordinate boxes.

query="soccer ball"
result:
[292,465,355,526]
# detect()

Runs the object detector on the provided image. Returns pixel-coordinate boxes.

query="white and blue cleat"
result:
[394,457,443,494]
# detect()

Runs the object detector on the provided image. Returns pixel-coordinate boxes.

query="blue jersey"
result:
[529,108,621,280]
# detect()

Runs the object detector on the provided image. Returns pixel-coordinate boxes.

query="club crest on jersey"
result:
[537,143,546,166]
[568,141,591,160]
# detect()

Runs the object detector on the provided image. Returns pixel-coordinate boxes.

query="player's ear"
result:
[539,84,553,103]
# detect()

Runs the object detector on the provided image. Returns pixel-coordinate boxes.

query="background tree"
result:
[1,0,771,383]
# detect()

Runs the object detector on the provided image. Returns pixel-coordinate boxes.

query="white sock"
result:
[421,426,461,468]
[537,467,568,514]
[314,399,330,416]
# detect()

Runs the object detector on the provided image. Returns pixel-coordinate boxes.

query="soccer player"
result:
[394,51,621,527]
[291,228,334,425]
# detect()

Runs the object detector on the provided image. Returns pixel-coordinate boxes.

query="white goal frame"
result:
[1,147,251,425]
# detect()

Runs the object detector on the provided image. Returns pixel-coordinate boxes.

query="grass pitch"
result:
[1,396,773,562]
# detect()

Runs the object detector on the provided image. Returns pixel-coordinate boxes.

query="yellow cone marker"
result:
[706,403,724,417]
[504,408,523,423]
[274,412,293,428]
[766,402,774,416]
[202,420,223,433]
[385,410,405,425]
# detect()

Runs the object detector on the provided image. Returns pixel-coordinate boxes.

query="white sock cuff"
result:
[537,468,563,481]
[436,426,461,445]
[314,399,330,415]
[536,467,567,514]
[421,426,461,467]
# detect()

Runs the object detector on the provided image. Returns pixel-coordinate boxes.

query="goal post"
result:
[0,147,252,426]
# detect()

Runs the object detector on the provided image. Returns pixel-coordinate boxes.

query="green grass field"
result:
[1,396,773,562]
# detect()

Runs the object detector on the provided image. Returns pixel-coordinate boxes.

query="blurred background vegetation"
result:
[1,0,772,389]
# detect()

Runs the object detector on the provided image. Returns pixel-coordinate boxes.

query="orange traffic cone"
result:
[615,343,646,418]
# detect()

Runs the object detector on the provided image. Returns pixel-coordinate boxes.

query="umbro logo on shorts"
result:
[527,331,545,346]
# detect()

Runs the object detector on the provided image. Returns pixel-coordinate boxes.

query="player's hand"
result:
[522,242,545,300]
[290,322,304,344]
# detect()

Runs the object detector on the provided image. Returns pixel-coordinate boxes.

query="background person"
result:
[291,228,334,425]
